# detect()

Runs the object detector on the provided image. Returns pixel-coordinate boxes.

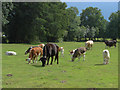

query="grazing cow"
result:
[38,44,45,48]
[103,50,110,65]
[25,46,39,55]
[6,51,17,55]
[40,43,59,67]
[71,47,87,62]
[58,47,64,57]
[85,40,93,50]
[26,47,43,64]
[105,40,117,48]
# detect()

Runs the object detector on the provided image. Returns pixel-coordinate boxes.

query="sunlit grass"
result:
[2,42,118,88]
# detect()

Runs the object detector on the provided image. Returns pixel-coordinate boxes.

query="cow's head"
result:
[26,58,31,64]
[40,57,47,67]
[69,50,75,55]
[25,47,32,55]
[25,51,28,55]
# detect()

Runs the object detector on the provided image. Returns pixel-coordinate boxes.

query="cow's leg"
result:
[83,54,85,61]
[103,58,107,64]
[28,60,31,64]
[33,59,34,63]
[50,56,53,65]
[54,54,57,62]
[103,60,106,64]
[72,56,75,62]
[78,56,81,62]
[47,57,50,65]
[36,56,38,63]
[106,59,109,64]
[62,52,64,57]
[103,56,105,64]
[33,56,36,63]
[56,53,59,64]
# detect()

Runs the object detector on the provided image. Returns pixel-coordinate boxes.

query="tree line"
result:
[2,2,119,43]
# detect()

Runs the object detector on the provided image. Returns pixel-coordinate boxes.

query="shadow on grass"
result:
[32,64,43,67]
[94,63,105,66]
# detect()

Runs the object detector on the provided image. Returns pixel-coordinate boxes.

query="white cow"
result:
[6,51,17,55]
[103,50,110,65]
[85,40,94,50]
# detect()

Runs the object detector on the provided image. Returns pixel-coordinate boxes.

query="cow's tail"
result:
[43,45,47,58]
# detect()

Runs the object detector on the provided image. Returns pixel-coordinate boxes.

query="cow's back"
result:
[43,43,59,57]
[105,40,116,47]
[73,47,86,58]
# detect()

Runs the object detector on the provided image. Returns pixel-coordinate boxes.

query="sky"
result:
[63,2,118,21]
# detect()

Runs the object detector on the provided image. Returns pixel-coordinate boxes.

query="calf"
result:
[105,40,117,48]
[40,43,59,67]
[71,47,87,62]
[58,47,64,57]
[103,50,110,65]
[85,40,93,50]
[26,47,43,64]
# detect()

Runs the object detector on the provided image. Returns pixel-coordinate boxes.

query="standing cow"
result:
[105,40,117,48]
[103,50,110,65]
[25,46,39,55]
[40,43,59,67]
[85,40,93,50]
[26,47,43,64]
[71,47,87,62]
[58,47,64,57]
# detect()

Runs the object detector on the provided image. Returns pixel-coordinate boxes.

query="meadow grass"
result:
[2,42,118,88]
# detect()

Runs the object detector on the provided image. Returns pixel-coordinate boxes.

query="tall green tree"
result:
[2,2,13,27]
[75,26,86,41]
[5,2,68,43]
[65,7,79,41]
[106,11,118,39]
[118,11,120,39]
[80,7,107,38]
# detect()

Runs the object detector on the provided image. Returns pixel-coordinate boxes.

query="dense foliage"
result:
[2,2,119,43]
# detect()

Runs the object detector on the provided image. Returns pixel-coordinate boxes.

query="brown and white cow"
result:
[26,47,43,64]
[58,47,64,57]
[40,43,59,67]
[71,47,87,62]
[25,46,39,55]
[38,44,45,48]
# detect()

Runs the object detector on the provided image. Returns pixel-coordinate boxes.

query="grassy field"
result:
[2,42,118,88]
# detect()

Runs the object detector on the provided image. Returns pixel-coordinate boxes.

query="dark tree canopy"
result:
[2,2,119,43]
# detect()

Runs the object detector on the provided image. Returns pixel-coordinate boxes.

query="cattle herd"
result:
[22,40,117,67]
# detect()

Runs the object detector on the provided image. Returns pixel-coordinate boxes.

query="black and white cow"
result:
[105,40,117,48]
[71,47,87,62]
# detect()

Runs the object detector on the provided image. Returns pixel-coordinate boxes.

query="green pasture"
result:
[2,42,118,88]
